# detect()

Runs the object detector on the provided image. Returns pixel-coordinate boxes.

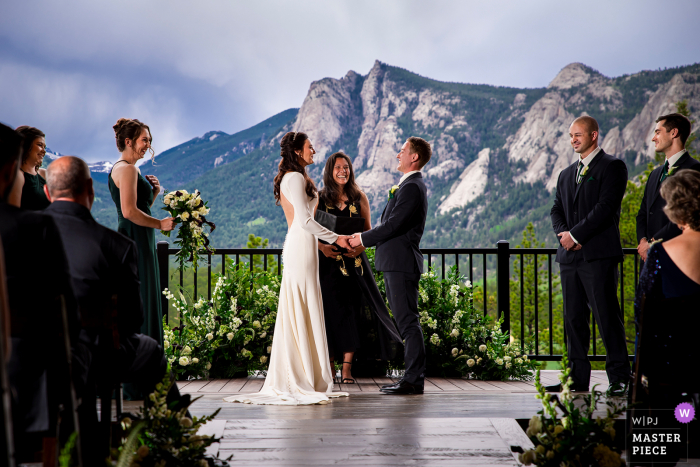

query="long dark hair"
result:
[319,152,362,208]
[16,126,45,167]
[273,131,317,205]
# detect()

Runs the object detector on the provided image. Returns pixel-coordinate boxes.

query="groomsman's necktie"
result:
[659,160,670,184]
[576,161,584,184]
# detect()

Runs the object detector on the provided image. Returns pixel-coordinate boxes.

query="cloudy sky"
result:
[2,0,699,162]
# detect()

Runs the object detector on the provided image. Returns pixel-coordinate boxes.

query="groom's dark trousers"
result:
[551,150,630,389]
[362,172,428,386]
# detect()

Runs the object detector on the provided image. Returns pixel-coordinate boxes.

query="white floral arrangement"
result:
[163,261,279,379]
[161,189,215,269]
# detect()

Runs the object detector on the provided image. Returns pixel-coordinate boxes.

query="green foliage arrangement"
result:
[519,353,626,467]
[416,267,538,380]
[117,372,230,466]
[163,262,279,379]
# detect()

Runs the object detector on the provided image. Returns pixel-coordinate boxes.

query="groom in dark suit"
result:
[348,137,430,395]
[550,116,630,397]
[636,113,700,261]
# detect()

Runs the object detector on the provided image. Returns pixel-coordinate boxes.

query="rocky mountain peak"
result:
[548,62,593,89]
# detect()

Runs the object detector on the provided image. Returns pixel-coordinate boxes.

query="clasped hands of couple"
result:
[320,234,364,259]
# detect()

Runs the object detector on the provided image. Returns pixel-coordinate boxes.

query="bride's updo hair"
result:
[113,118,155,161]
[273,131,317,205]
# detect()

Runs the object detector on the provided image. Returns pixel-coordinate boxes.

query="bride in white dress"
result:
[224,131,352,405]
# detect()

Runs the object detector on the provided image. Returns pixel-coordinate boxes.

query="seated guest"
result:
[0,123,79,461]
[16,126,50,211]
[42,156,187,461]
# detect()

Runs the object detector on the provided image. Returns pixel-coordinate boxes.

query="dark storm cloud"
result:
[1,0,698,161]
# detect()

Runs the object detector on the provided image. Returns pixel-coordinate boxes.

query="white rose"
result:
[496,358,504,365]
[450,329,459,338]
[206,333,214,341]
[451,348,459,357]
[504,356,511,362]
[206,362,212,370]
[180,211,190,221]
[267,346,272,353]
[505,362,511,369]
[465,280,472,288]
[192,357,199,364]
[253,320,261,329]
[467,358,475,367]
[226,332,234,341]
[164,195,172,204]
[260,356,268,364]
[260,332,267,338]
[182,346,192,355]
[164,340,170,350]
[479,344,487,352]
[178,356,190,366]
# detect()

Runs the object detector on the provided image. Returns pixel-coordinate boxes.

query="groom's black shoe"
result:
[380,380,423,395]
[382,378,403,389]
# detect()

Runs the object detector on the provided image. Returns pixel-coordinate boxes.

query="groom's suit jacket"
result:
[550,149,627,264]
[636,152,700,244]
[362,172,427,273]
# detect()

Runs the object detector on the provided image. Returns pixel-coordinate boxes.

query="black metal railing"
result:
[157,241,640,361]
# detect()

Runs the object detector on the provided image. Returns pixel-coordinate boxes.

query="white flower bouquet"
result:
[161,189,215,269]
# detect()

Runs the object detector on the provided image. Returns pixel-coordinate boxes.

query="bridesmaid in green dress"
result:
[15,126,50,210]
[109,118,175,353]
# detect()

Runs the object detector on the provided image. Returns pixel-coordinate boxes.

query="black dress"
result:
[318,200,402,366]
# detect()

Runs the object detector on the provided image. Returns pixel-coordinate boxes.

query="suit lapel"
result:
[573,150,605,203]
[649,164,664,206]
[380,173,422,223]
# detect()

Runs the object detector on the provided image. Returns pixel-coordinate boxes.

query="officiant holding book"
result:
[316,152,402,384]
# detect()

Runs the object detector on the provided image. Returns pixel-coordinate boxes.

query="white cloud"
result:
[1,0,699,161]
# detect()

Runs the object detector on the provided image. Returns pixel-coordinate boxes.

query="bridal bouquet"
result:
[161,189,215,269]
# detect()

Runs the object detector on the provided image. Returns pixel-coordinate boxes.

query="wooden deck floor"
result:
[164,371,613,465]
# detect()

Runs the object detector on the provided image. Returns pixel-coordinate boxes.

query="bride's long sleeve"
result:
[283,172,339,244]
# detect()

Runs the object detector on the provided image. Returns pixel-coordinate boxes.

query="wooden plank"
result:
[179,380,211,393]
[445,378,484,391]
[353,377,379,389]
[198,419,226,458]
[490,418,535,465]
[239,376,265,393]
[423,378,443,391]
[372,376,394,386]
[219,378,249,393]
[198,379,231,393]
[464,380,503,390]
[176,381,192,390]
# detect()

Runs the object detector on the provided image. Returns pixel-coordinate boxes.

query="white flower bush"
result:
[163,261,280,379]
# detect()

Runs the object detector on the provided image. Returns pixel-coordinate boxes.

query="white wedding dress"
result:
[224,172,349,405]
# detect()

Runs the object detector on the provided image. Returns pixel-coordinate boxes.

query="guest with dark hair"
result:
[0,122,80,461]
[636,113,700,261]
[43,155,188,463]
[317,152,402,383]
[15,126,50,211]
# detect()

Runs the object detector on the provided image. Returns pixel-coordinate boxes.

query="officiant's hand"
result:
[344,245,365,258]
[319,242,341,258]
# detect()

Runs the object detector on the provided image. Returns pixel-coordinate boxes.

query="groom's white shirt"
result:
[356,170,421,246]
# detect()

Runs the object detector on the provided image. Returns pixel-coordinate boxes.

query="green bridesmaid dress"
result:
[21,171,50,210]
[108,162,164,347]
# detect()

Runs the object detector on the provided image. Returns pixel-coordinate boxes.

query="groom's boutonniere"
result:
[388,185,400,200]
[581,165,590,178]
[668,165,678,176]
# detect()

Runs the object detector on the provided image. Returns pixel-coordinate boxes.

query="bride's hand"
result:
[335,236,354,252]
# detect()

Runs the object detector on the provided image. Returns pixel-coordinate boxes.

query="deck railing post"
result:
[157,241,170,325]
[496,240,510,334]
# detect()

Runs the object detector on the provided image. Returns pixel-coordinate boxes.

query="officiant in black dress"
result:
[317,152,402,384]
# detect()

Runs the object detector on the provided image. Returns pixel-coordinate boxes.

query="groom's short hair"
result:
[407,137,431,168]
[572,116,599,135]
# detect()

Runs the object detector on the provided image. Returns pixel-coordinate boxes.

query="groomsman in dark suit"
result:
[636,113,700,261]
[42,156,187,462]
[549,116,630,396]
[348,137,430,395]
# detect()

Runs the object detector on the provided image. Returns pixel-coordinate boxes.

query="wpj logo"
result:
[628,404,693,464]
